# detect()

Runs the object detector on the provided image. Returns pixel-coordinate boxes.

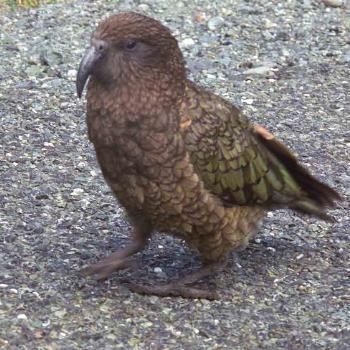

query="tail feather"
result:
[256,132,341,221]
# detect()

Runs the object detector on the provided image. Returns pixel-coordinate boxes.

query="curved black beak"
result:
[76,46,99,98]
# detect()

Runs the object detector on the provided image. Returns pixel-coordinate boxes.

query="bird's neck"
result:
[86,76,185,146]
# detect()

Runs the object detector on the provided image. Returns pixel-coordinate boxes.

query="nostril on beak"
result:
[92,38,108,53]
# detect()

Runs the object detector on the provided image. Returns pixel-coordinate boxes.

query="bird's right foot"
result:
[126,281,219,300]
[125,260,226,300]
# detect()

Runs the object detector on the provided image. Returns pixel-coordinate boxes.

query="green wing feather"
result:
[181,83,340,220]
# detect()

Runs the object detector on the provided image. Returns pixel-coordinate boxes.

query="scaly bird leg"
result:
[126,259,227,300]
[80,228,149,280]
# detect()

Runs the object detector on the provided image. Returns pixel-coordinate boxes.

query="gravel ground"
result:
[0,0,349,349]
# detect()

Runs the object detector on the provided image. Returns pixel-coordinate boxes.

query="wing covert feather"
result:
[180,82,340,217]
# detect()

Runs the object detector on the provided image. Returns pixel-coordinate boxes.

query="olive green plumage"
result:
[181,82,339,221]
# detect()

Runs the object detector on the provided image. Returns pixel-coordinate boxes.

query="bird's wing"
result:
[180,82,340,220]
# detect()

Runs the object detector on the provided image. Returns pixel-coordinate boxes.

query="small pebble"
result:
[322,0,344,7]
[138,4,150,11]
[67,69,77,79]
[207,16,225,31]
[0,338,9,346]
[194,12,206,23]
[17,314,28,320]
[71,188,85,196]
[243,66,273,76]
[343,52,350,63]
[42,319,50,328]
[264,18,277,29]
[243,98,254,105]
[180,38,195,49]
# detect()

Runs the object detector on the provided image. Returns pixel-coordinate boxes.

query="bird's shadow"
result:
[73,234,319,300]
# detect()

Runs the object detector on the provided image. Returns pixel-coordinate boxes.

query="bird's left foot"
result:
[80,227,149,280]
[80,253,136,280]
[125,260,226,300]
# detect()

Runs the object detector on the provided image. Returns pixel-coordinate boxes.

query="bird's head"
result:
[76,12,186,98]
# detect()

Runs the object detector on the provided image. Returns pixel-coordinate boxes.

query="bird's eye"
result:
[125,40,137,50]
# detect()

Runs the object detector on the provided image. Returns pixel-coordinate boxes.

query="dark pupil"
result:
[126,41,137,50]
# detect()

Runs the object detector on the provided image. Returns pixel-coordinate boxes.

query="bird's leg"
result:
[80,227,150,280]
[126,259,227,300]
